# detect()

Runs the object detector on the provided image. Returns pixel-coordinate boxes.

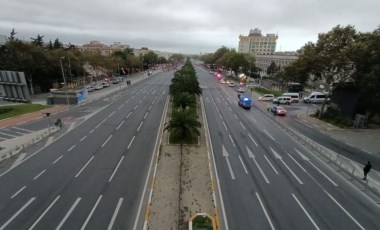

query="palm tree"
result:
[173,92,196,110]
[164,109,201,145]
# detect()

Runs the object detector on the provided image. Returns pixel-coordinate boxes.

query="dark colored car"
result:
[238,97,252,110]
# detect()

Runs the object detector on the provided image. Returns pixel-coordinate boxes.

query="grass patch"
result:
[192,215,213,230]
[311,110,353,128]
[0,104,51,120]
[252,87,283,97]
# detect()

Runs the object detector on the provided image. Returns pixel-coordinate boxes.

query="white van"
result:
[303,92,328,103]
[273,96,292,105]
[282,93,300,103]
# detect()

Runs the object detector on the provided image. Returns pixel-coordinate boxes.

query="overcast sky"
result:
[0,0,379,54]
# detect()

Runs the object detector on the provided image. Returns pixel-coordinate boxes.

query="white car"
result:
[220,79,226,84]
[258,94,275,101]
[228,82,236,87]
[237,87,245,93]
[94,84,103,90]
[86,85,95,92]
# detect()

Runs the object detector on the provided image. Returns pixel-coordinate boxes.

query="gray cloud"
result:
[0,0,379,54]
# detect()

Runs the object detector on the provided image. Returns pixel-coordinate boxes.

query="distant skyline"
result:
[0,0,379,54]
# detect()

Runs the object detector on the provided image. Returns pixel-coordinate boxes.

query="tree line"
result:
[0,29,183,94]
[201,25,380,121]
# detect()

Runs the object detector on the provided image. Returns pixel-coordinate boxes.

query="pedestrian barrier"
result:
[253,103,380,198]
[0,126,59,164]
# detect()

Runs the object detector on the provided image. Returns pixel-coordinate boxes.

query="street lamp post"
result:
[60,57,70,107]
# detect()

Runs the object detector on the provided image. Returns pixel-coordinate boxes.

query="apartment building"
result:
[238,28,278,55]
[81,41,129,55]
[255,51,298,77]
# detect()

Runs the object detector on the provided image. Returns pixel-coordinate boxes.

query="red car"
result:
[271,106,287,115]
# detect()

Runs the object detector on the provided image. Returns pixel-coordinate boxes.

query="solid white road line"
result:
[288,154,308,173]
[238,155,248,174]
[279,158,303,184]
[44,136,55,147]
[10,153,27,169]
[294,149,338,186]
[263,129,275,141]
[256,193,275,230]
[270,147,303,184]
[228,134,236,148]
[52,155,63,164]
[292,194,320,230]
[263,154,279,174]
[0,197,35,230]
[79,136,87,142]
[248,133,258,147]
[324,191,365,230]
[101,135,113,148]
[56,198,81,230]
[107,198,124,230]
[127,136,135,149]
[81,195,102,230]
[29,196,60,230]
[75,156,95,178]
[11,186,26,199]
[33,170,46,180]
[108,156,124,182]
[116,120,125,130]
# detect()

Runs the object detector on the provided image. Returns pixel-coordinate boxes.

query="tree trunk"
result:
[27,75,34,95]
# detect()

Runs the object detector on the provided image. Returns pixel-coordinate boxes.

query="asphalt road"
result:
[0,71,173,229]
[196,65,380,230]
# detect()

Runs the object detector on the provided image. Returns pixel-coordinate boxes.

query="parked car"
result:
[228,82,236,87]
[273,96,292,105]
[271,106,287,115]
[237,87,245,93]
[282,92,300,103]
[86,85,95,92]
[258,94,275,101]
[220,79,226,84]
[238,97,252,110]
[303,92,329,104]
[94,84,103,90]
[101,82,110,87]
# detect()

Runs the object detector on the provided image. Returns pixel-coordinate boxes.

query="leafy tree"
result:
[350,27,380,121]
[267,61,278,76]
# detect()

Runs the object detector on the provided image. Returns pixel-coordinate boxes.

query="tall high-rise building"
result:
[238,28,278,55]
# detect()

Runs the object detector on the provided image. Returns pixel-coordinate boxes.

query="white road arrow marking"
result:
[222,145,235,180]
[247,146,270,183]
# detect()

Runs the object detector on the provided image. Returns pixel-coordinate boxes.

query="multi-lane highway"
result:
[1,64,379,230]
[196,65,380,230]
[0,72,173,229]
